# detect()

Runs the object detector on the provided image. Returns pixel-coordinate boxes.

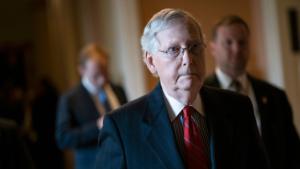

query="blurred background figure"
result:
[0,118,33,169]
[204,15,300,169]
[0,83,25,127]
[56,43,127,169]
[27,77,64,169]
[0,45,27,128]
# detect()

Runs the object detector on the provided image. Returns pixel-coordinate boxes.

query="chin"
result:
[181,79,202,88]
[180,84,199,92]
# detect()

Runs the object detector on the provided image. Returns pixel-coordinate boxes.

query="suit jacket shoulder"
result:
[248,75,285,95]
[204,73,220,88]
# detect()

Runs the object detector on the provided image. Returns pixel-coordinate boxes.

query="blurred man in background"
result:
[56,43,127,169]
[205,15,300,169]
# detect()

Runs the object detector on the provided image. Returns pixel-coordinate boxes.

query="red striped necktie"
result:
[183,106,209,169]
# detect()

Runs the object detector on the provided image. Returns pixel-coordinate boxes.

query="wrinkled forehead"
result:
[217,24,249,37]
[160,17,203,40]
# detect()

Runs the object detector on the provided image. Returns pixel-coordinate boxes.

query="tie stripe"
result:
[183,106,209,169]
[172,106,210,169]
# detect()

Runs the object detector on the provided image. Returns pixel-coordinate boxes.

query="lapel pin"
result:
[262,96,268,104]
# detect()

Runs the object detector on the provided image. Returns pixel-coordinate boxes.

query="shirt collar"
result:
[160,82,204,121]
[82,76,98,95]
[215,67,248,90]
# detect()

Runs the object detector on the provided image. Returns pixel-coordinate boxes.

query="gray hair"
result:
[140,8,204,55]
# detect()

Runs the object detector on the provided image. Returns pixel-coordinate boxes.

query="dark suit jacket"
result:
[56,82,127,169]
[205,73,300,169]
[96,84,269,169]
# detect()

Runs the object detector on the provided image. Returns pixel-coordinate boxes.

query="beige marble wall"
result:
[33,0,80,92]
[277,0,300,133]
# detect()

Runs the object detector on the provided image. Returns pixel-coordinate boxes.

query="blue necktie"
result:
[98,90,112,113]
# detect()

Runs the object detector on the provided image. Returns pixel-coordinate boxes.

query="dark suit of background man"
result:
[96,8,269,169]
[56,43,127,169]
[204,15,300,169]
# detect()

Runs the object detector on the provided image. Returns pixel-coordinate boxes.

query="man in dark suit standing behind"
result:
[96,9,269,169]
[56,43,127,169]
[205,15,300,169]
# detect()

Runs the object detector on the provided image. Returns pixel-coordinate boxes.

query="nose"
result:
[232,42,244,54]
[182,48,193,66]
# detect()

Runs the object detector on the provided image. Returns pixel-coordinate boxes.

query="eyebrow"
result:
[165,39,202,47]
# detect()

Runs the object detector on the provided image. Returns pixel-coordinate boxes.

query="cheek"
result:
[161,64,177,80]
[84,69,93,79]
[157,61,180,84]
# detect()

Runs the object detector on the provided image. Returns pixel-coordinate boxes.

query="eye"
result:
[225,39,232,46]
[190,43,200,50]
[189,42,203,54]
[166,46,180,56]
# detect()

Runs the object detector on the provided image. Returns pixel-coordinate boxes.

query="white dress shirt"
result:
[160,82,204,122]
[215,68,262,134]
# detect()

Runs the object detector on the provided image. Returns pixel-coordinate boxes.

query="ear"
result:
[143,52,158,76]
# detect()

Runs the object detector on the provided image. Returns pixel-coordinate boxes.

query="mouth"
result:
[176,73,200,81]
[181,73,199,77]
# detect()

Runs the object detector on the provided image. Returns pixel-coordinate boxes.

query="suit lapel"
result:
[201,87,235,169]
[78,84,100,117]
[142,84,185,169]
[247,75,270,140]
[248,75,269,114]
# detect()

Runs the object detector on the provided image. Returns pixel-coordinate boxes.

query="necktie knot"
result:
[183,106,193,119]
[230,79,242,93]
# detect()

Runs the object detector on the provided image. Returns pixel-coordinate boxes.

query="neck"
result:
[160,82,201,106]
[166,88,199,105]
[220,68,245,80]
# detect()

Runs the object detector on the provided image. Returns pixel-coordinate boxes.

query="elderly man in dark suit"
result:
[56,43,127,169]
[96,9,269,169]
[205,15,300,169]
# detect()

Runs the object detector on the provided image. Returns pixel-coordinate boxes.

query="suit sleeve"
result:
[96,116,125,169]
[55,94,99,149]
[281,93,300,169]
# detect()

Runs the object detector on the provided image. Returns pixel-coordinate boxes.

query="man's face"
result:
[81,54,108,89]
[210,24,249,78]
[145,20,205,102]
